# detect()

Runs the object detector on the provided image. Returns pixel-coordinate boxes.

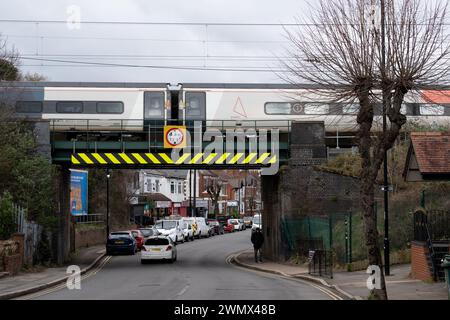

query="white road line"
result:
[226,254,343,300]
[16,256,112,300]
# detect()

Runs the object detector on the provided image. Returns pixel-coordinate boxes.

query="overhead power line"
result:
[20,56,288,72]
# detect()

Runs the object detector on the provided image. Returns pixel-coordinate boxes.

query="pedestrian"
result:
[251,228,264,262]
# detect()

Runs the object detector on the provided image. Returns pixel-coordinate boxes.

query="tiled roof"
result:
[410,132,450,174]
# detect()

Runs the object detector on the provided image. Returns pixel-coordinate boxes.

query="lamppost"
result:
[380,0,390,276]
[106,169,111,239]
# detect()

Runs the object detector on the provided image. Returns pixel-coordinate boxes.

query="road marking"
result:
[176,284,190,297]
[226,253,343,301]
[15,256,112,300]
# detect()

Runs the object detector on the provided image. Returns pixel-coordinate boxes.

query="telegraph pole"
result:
[380,0,390,276]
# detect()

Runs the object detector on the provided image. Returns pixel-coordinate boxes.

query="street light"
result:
[106,169,111,240]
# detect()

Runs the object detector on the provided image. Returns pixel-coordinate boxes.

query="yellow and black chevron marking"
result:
[71,152,277,166]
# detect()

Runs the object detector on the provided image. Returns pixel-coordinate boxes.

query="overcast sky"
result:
[0,0,310,83]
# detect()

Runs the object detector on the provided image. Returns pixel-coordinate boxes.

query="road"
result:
[25,229,332,300]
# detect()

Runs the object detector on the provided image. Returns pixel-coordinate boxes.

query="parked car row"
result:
[105,215,241,263]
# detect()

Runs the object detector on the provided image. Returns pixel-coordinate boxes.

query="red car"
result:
[131,230,145,250]
[223,223,235,233]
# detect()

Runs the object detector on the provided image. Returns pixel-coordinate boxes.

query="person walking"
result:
[251,228,264,262]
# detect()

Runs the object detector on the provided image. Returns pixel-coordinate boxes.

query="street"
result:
[26,230,332,300]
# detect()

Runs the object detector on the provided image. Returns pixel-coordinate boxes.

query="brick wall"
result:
[411,241,433,281]
[75,226,106,249]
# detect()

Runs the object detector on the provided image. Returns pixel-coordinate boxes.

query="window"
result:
[185,92,206,119]
[170,181,176,194]
[177,182,182,194]
[144,92,164,119]
[264,102,291,115]
[400,103,407,115]
[304,103,329,115]
[342,104,359,115]
[155,179,160,192]
[15,101,43,113]
[145,238,169,246]
[419,104,445,115]
[146,178,153,193]
[96,101,124,114]
[56,101,83,113]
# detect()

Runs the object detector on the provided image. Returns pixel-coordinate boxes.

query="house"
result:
[403,132,450,181]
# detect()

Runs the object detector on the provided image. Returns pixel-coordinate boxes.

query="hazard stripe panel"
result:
[71,152,277,166]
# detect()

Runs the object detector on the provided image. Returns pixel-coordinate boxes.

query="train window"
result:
[419,104,445,115]
[264,102,291,115]
[304,103,329,114]
[185,92,206,119]
[15,101,42,113]
[342,104,359,115]
[144,92,164,119]
[96,102,124,114]
[56,101,83,113]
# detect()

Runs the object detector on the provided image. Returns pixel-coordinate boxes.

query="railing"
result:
[13,203,26,233]
[73,213,104,224]
[308,249,333,279]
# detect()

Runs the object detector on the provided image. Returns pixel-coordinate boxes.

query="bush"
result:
[0,192,16,240]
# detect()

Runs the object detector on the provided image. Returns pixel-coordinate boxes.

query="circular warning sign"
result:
[166,127,185,147]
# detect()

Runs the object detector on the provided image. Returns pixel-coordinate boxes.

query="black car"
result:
[106,231,137,255]
[207,219,224,235]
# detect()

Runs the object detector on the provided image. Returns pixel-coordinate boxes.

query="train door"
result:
[144,91,165,149]
[166,84,183,125]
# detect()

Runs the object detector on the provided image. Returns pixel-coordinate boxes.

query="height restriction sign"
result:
[164,125,187,148]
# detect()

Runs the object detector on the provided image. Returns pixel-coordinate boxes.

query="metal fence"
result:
[73,213,104,224]
[308,250,333,278]
[13,203,26,233]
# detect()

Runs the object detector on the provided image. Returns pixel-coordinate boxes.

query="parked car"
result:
[140,236,177,264]
[223,222,235,233]
[106,231,137,255]
[243,216,253,228]
[238,219,246,230]
[228,219,241,232]
[139,227,160,239]
[130,229,145,250]
[207,219,224,235]
[252,214,262,232]
[182,217,200,239]
[181,219,194,242]
[154,219,185,243]
[195,217,211,238]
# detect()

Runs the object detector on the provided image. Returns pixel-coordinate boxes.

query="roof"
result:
[145,193,172,202]
[421,90,450,104]
[142,169,187,179]
[404,132,450,181]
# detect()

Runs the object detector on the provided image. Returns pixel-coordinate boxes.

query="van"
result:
[252,214,262,231]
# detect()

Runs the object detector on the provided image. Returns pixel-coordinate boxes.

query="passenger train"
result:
[1,82,449,134]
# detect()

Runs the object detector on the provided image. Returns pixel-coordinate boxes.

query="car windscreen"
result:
[253,217,261,224]
[208,221,219,225]
[230,220,238,225]
[140,229,155,237]
[145,238,169,246]
[155,221,177,230]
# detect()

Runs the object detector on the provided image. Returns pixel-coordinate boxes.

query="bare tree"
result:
[282,0,450,299]
[0,35,19,81]
[206,177,222,217]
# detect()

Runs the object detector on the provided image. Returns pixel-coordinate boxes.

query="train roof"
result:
[0,81,449,90]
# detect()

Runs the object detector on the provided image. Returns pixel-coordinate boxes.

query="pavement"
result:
[233,251,448,300]
[0,244,105,300]
[17,229,336,300]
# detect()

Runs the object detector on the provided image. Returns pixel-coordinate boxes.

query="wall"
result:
[74,225,106,249]
[410,241,433,281]
[262,122,361,261]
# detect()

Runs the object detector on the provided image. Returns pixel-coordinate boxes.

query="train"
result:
[1,82,449,134]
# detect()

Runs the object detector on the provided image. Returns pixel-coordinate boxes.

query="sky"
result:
[0,0,310,83]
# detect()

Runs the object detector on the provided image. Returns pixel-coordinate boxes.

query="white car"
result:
[140,236,177,263]
[182,217,200,239]
[154,219,185,243]
[182,220,194,241]
[238,219,246,231]
[252,214,262,231]
[228,219,241,232]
